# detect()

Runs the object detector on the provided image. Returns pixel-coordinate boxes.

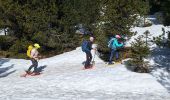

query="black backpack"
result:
[81,40,88,52]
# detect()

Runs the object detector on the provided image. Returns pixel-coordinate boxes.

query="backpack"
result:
[108,38,114,48]
[27,45,33,58]
[81,40,88,52]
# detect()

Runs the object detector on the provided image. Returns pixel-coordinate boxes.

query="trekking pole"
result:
[92,49,96,66]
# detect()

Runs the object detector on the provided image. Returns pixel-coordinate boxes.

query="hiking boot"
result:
[26,71,32,75]
[108,62,115,65]
[84,65,92,69]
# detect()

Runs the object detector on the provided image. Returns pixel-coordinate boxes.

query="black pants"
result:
[27,59,38,72]
[85,51,92,68]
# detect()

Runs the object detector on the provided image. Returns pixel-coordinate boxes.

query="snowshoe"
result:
[83,64,94,70]
[20,73,28,77]
[30,72,41,76]
[20,71,33,77]
[107,61,122,66]
[107,62,115,65]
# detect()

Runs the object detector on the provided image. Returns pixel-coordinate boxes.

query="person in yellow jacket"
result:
[26,43,41,75]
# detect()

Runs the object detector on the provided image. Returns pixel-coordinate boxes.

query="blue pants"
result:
[85,51,92,68]
[109,49,119,63]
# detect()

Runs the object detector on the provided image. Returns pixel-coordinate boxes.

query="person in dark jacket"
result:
[82,36,95,69]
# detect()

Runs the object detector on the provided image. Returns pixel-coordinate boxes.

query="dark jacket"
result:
[86,41,93,52]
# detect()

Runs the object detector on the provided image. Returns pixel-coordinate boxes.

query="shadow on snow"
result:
[150,47,170,92]
[0,58,16,78]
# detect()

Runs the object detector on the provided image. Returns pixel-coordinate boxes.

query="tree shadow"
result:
[0,64,16,78]
[123,60,135,72]
[0,58,10,67]
[150,47,170,92]
[36,65,47,73]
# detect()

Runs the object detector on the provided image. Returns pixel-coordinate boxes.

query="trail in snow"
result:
[0,47,103,78]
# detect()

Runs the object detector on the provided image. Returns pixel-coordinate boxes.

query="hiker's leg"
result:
[115,50,119,60]
[33,59,38,73]
[87,52,92,67]
[85,52,88,68]
[109,49,115,63]
[85,52,91,68]
[27,59,34,72]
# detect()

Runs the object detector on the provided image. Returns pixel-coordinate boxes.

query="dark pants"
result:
[85,51,92,68]
[27,59,38,72]
[109,49,119,63]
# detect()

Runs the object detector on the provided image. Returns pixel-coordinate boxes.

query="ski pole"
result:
[92,49,96,65]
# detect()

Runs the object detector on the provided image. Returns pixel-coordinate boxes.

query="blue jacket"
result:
[82,40,92,52]
[108,38,123,49]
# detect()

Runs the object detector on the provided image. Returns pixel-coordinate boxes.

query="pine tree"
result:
[0,0,152,58]
[96,0,149,52]
[149,0,161,14]
[130,35,150,73]
[161,0,170,26]
[0,0,101,57]
[168,31,170,48]
[143,30,151,46]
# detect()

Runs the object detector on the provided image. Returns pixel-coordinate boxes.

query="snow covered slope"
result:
[127,15,170,47]
[0,47,170,100]
[126,15,170,94]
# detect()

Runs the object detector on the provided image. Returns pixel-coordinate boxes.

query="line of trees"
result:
[0,0,149,58]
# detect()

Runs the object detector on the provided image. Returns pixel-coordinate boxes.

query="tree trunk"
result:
[4,28,7,36]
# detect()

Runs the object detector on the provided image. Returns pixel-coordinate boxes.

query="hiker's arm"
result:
[30,49,35,59]
[37,55,42,59]
[115,40,123,47]
[86,48,91,52]
[90,44,97,52]
[35,51,41,60]
[92,46,97,51]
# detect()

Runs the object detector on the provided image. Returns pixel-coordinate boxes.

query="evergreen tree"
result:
[0,0,64,55]
[149,0,161,14]
[96,0,149,52]
[152,27,167,48]
[0,0,152,59]
[130,35,150,73]
[143,30,151,46]
[161,0,170,26]
[168,31,170,48]
[0,0,56,38]
[0,0,101,58]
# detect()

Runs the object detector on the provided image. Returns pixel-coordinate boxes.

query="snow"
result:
[0,46,170,100]
[126,15,170,47]
[149,47,170,92]
[0,29,7,35]
[126,24,170,47]
[126,15,170,95]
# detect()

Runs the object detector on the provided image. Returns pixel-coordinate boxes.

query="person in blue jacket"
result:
[82,36,95,69]
[108,35,123,64]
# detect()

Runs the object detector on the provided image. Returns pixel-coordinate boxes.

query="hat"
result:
[34,43,40,49]
[115,35,121,39]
